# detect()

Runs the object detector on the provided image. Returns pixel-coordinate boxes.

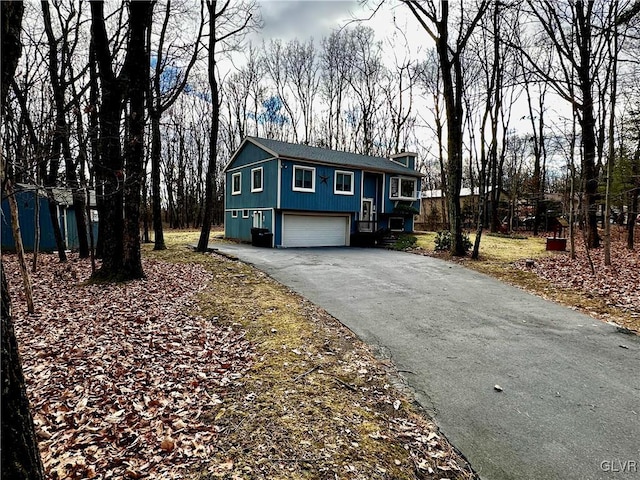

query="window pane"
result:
[336,173,352,192]
[400,178,415,198]
[294,168,314,190]
[304,170,312,189]
[390,177,399,198]
[253,169,262,189]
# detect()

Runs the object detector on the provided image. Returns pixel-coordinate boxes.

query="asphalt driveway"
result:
[210,243,640,480]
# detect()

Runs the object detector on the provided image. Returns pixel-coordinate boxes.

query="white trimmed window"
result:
[293,166,315,192]
[389,176,418,201]
[334,170,354,195]
[231,210,238,218]
[231,172,242,195]
[251,167,263,192]
[242,209,249,218]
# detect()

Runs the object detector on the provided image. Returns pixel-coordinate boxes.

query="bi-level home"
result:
[224,136,422,248]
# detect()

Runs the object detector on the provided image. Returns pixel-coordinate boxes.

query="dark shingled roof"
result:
[246,137,421,176]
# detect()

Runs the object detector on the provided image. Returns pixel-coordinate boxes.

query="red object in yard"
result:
[546,216,568,251]
[546,237,567,251]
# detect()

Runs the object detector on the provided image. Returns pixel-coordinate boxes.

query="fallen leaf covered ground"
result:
[513,233,640,327]
[6,231,477,479]
[5,254,253,479]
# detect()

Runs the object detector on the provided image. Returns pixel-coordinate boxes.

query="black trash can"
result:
[251,228,273,247]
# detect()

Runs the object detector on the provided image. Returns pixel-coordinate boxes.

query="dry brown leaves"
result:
[5,253,253,479]
[514,233,640,322]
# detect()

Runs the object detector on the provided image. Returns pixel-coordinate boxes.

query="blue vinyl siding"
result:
[225,208,274,243]
[1,191,98,252]
[225,159,278,210]
[227,142,274,169]
[279,160,360,212]
[1,191,57,251]
[362,172,384,215]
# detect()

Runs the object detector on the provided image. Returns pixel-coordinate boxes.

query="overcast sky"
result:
[246,0,414,47]
[255,0,363,41]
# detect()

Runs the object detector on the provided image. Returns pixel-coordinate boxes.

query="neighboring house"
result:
[1,184,98,252]
[416,187,510,231]
[224,137,422,247]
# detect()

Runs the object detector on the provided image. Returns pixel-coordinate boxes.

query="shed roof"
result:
[15,183,97,207]
[231,137,422,177]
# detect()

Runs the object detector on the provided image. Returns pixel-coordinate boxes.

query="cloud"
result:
[252,0,362,42]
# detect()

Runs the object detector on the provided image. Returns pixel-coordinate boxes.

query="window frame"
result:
[252,211,263,228]
[389,176,418,201]
[389,216,405,231]
[231,172,242,195]
[231,210,238,218]
[251,167,263,193]
[292,165,316,193]
[242,209,249,218]
[334,170,355,195]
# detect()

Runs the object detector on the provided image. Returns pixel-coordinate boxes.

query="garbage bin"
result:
[251,228,273,247]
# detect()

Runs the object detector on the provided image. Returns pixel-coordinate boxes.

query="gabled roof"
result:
[230,136,422,177]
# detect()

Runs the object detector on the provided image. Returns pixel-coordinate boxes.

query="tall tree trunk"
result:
[91,1,125,278]
[88,43,102,258]
[197,0,221,252]
[150,112,166,249]
[628,140,639,250]
[404,0,488,255]
[42,133,68,261]
[42,1,90,258]
[441,36,465,256]
[1,2,45,478]
[1,261,44,479]
[90,1,151,281]
[576,1,601,248]
[603,4,619,265]
[121,1,152,279]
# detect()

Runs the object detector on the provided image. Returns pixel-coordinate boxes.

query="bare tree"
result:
[320,29,352,149]
[197,0,258,252]
[90,1,153,281]
[402,0,490,255]
[521,0,624,248]
[149,0,204,250]
[262,39,298,142]
[1,2,45,477]
[416,50,448,228]
[284,38,320,144]
[344,25,384,155]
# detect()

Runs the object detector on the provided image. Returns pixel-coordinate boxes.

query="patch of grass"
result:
[146,231,476,479]
[415,231,549,263]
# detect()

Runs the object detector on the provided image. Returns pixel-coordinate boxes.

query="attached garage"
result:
[282,214,349,247]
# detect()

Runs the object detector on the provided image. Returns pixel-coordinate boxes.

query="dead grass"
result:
[144,231,476,479]
[415,232,550,263]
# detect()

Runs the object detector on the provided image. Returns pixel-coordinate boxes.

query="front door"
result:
[361,199,373,232]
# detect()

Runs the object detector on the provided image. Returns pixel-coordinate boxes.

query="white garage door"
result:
[282,214,349,247]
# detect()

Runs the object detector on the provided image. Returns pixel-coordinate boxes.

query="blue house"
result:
[1,184,98,252]
[224,137,422,247]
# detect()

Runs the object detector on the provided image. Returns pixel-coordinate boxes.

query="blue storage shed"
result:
[1,184,98,252]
